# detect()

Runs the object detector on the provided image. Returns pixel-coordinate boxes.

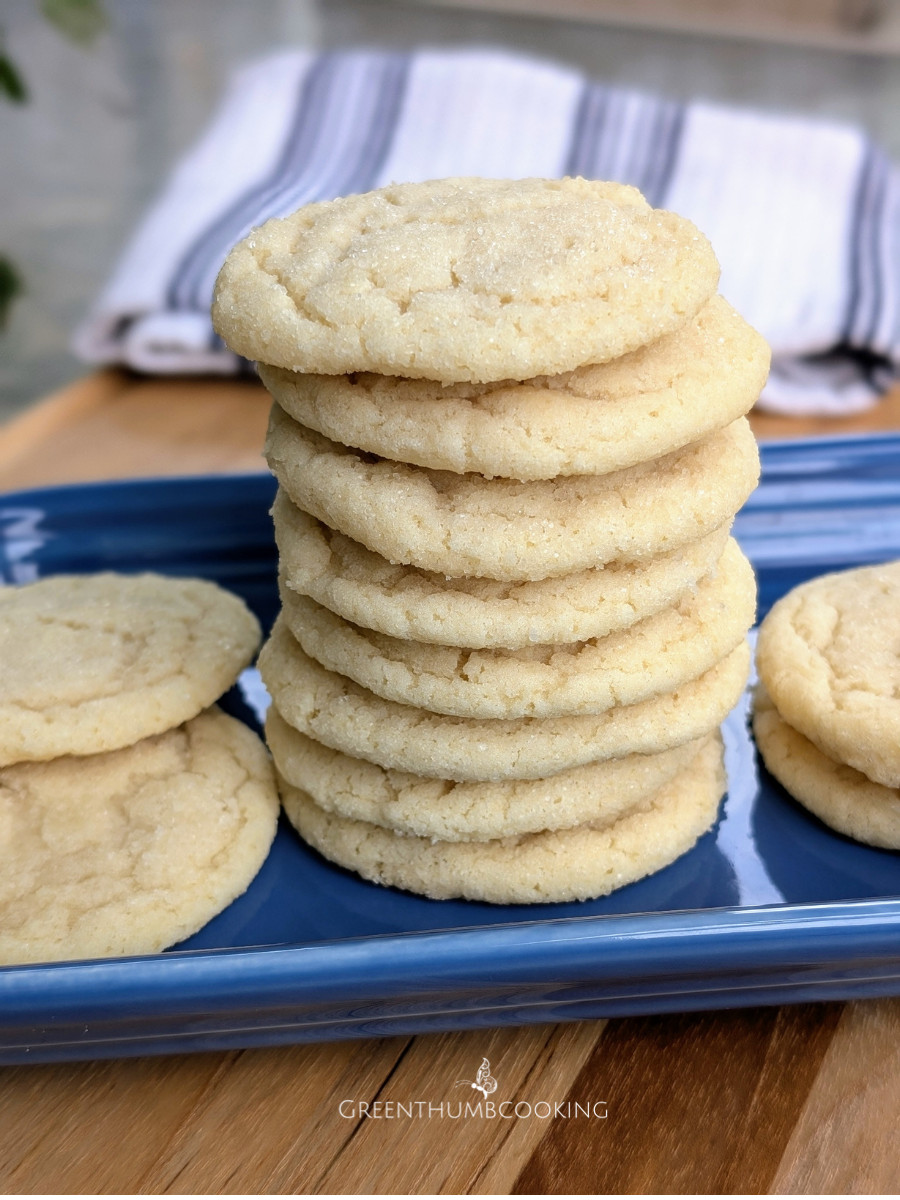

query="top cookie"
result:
[755,561,900,788]
[0,572,261,765]
[212,176,720,383]
[260,295,768,480]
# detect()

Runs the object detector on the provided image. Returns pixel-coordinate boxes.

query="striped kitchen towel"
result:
[74,46,900,414]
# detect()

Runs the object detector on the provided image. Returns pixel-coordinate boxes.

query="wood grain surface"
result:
[1,371,900,1195]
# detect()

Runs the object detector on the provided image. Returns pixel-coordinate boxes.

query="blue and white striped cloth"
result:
[74,46,900,414]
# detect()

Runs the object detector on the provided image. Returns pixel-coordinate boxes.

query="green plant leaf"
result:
[40,0,108,45]
[0,50,28,102]
[0,255,24,329]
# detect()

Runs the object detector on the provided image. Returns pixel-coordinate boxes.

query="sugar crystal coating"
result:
[213,176,720,383]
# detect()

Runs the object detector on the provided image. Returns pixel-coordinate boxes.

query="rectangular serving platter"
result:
[1,433,900,1064]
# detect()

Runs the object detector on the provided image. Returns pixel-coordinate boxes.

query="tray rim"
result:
[3,896,900,1063]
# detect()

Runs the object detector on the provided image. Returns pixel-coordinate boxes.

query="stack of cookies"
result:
[212,176,769,904]
[753,562,900,850]
[0,573,279,964]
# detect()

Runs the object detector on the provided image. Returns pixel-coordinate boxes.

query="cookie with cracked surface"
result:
[266,705,709,841]
[0,708,279,965]
[0,572,263,765]
[265,408,760,581]
[755,561,900,788]
[0,573,261,765]
[279,538,756,719]
[260,295,768,481]
[278,734,725,904]
[258,618,750,781]
[274,492,733,649]
[753,687,900,850]
[212,176,719,384]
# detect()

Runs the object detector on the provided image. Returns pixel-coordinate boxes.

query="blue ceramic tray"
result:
[1,434,899,1064]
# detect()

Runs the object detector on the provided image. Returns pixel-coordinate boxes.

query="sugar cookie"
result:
[278,735,725,903]
[279,538,755,718]
[260,296,767,480]
[266,409,759,580]
[753,688,900,850]
[267,706,709,841]
[0,708,279,965]
[755,561,900,788]
[273,492,733,649]
[213,176,719,384]
[0,573,261,766]
[258,619,750,781]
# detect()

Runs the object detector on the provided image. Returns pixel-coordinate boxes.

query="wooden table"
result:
[1,370,900,1195]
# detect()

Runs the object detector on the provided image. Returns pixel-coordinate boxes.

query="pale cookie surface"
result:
[261,296,768,481]
[266,409,760,580]
[267,706,709,841]
[259,619,750,781]
[275,493,733,649]
[755,561,900,788]
[213,176,719,384]
[753,688,900,850]
[0,708,279,965]
[278,736,725,904]
[0,573,261,766]
[280,539,756,719]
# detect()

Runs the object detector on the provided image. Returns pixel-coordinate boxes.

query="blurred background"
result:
[4,0,900,419]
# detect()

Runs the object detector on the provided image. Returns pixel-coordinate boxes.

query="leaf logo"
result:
[456,1057,498,1100]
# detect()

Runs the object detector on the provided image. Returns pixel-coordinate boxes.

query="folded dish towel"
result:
[74,46,900,414]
